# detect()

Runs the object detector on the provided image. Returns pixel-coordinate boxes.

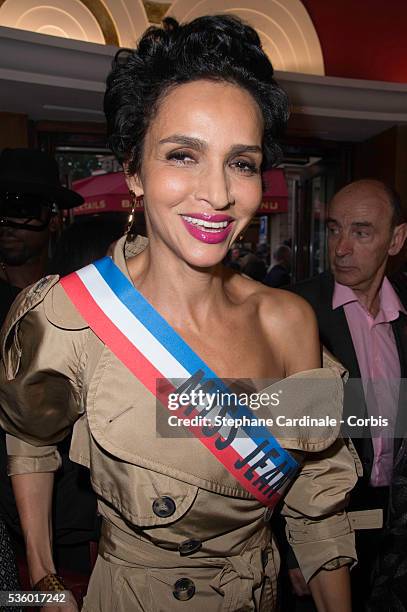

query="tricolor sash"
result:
[60,257,299,508]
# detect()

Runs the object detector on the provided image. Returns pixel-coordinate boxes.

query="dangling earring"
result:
[127,190,137,237]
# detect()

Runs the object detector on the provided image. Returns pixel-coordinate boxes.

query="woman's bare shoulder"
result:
[226,272,320,372]
[226,271,315,326]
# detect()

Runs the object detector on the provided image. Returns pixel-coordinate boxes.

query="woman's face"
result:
[127,79,264,268]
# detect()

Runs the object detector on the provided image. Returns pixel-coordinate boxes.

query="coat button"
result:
[173,578,195,601]
[152,496,176,518]
[178,539,202,556]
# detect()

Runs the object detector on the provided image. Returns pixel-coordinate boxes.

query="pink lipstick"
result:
[181,213,234,244]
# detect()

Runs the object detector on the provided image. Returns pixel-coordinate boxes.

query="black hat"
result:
[0,148,83,209]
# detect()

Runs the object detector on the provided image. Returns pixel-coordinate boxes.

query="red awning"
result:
[259,168,288,214]
[73,168,288,215]
[72,172,141,216]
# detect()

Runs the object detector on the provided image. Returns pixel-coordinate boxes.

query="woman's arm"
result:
[11,469,79,612]
[11,472,55,586]
[309,566,351,612]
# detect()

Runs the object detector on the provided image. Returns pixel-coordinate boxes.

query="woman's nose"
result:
[195,164,234,210]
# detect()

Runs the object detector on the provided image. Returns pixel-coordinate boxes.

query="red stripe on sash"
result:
[61,273,162,394]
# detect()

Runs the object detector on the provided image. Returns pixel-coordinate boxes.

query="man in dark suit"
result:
[291,179,407,610]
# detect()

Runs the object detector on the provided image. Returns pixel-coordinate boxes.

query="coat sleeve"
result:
[6,434,62,475]
[0,277,89,475]
[281,349,358,582]
[282,438,357,582]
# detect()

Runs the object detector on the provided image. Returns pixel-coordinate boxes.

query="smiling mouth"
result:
[180,214,234,244]
[181,215,231,233]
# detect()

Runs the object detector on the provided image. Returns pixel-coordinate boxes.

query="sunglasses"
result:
[0,193,57,232]
[0,192,58,218]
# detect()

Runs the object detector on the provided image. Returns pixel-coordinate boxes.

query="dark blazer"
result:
[291,272,407,508]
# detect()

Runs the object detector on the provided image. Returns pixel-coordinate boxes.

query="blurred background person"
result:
[223,243,242,271]
[239,246,267,281]
[0,148,72,320]
[264,244,292,287]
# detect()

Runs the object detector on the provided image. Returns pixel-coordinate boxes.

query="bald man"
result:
[291,180,407,610]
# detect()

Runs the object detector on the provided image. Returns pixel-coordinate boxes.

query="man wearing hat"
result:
[0,149,98,601]
[0,148,82,319]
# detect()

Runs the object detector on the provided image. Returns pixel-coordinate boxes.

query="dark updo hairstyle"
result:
[104,14,289,175]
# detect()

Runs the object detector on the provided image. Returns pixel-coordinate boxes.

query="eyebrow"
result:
[229,144,262,156]
[158,134,262,155]
[326,218,373,228]
[158,135,206,150]
[352,222,373,228]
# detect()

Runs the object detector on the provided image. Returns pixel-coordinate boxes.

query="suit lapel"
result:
[392,311,407,449]
[392,312,407,378]
[316,274,361,378]
[317,275,373,471]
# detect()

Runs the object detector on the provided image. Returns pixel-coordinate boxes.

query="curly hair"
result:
[104,15,289,175]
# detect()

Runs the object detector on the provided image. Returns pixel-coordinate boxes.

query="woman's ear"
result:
[124,163,144,198]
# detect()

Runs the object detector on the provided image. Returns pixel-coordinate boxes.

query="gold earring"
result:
[127,190,137,236]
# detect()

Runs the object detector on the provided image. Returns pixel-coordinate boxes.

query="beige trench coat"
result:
[0,236,358,611]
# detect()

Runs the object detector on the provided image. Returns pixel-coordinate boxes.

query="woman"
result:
[0,16,357,611]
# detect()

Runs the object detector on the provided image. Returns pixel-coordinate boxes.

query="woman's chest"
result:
[173,316,284,380]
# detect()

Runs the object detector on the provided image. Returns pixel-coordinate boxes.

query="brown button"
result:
[152,496,176,518]
[173,578,195,601]
[178,539,202,556]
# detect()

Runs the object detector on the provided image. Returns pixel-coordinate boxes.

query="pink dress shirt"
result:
[333,277,405,486]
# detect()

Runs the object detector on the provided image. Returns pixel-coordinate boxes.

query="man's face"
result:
[327,183,406,292]
[0,196,53,266]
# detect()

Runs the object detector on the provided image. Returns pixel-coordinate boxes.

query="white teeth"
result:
[182,215,229,229]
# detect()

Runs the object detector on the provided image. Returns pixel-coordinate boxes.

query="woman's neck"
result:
[127,241,230,331]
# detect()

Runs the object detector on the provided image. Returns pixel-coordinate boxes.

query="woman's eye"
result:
[167,151,195,165]
[231,159,259,175]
